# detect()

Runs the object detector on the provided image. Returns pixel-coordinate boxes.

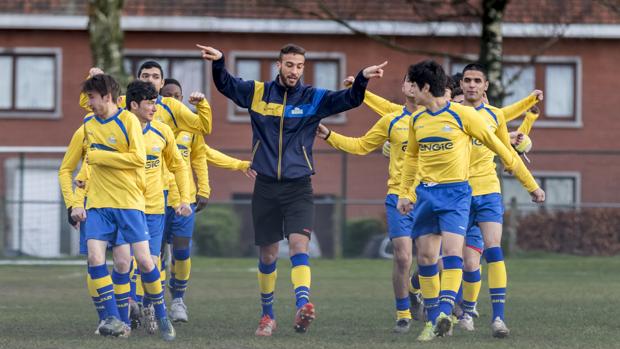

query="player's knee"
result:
[416,252,437,265]
[87,253,104,267]
[394,250,412,270]
[113,257,132,273]
[173,236,191,250]
[463,256,480,272]
[259,245,279,265]
[135,255,155,272]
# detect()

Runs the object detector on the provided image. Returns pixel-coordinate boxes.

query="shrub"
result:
[193,205,241,257]
[344,217,385,257]
[516,208,620,255]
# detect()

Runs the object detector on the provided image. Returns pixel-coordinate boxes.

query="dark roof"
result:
[1,0,619,24]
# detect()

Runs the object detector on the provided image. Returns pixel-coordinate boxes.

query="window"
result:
[124,50,209,107]
[502,172,580,210]
[0,48,61,118]
[227,51,346,123]
[449,56,581,128]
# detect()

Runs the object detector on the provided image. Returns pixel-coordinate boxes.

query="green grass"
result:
[1,254,620,348]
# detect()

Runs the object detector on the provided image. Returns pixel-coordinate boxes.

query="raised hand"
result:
[342,76,355,87]
[362,61,388,79]
[532,89,544,101]
[188,91,206,105]
[89,67,104,78]
[196,44,223,61]
[530,188,545,203]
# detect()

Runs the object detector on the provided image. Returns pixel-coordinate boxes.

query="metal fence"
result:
[1,146,619,258]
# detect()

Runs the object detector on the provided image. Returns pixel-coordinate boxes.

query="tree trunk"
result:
[87,0,130,89]
[478,0,509,106]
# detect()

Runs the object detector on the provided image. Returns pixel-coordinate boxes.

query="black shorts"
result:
[252,175,314,246]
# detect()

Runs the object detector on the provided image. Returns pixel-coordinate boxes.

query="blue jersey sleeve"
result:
[212,56,255,109]
[315,70,369,119]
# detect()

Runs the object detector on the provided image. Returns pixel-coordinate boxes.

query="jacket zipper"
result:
[302,145,313,171]
[251,140,261,164]
[277,91,287,180]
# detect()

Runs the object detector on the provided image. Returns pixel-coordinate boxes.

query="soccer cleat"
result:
[446,315,457,336]
[159,317,176,341]
[98,316,125,337]
[118,323,132,338]
[294,302,316,333]
[410,292,425,321]
[417,321,436,342]
[434,312,454,337]
[392,318,411,334]
[491,317,510,338]
[129,300,142,329]
[169,298,189,323]
[452,302,464,319]
[142,304,158,335]
[470,305,480,318]
[459,313,475,331]
[255,315,277,337]
[94,320,105,335]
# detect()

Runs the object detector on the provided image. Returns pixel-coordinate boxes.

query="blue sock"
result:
[258,260,277,319]
[88,264,120,319]
[111,269,131,325]
[142,267,167,320]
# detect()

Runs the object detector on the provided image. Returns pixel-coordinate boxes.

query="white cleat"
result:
[459,313,475,331]
[169,298,189,323]
[491,317,510,338]
[94,320,105,335]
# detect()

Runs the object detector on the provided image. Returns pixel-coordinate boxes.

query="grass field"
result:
[1,253,620,349]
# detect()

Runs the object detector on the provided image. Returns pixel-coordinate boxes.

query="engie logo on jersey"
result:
[146,155,160,169]
[418,136,454,152]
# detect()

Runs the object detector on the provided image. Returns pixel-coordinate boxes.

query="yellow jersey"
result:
[327,90,420,195]
[167,131,209,207]
[502,94,539,135]
[81,108,146,210]
[58,126,87,208]
[205,144,251,172]
[398,102,538,197]
[143,121,190,214]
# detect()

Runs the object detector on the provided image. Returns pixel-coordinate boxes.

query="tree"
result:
[87,0,130,88]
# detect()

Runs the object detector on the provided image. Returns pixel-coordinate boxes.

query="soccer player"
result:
[123,80,192,335]
[71,74,176,341]
[58,125,110,332]
[315,71,422,333]
[198,42,387,336]
[456,64,543,337]
[160,78,253,323]
[396,60,545,341]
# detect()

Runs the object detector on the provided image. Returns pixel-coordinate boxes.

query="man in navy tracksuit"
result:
[198,43,387,336]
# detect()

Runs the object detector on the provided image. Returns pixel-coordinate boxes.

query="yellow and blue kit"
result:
[80,93,212,135]
[165,131,209,240]
[143,120,190,256]
[81,108,148,244]
[326,90,419,239]
[398,102,538,237]
[212,55,369,180]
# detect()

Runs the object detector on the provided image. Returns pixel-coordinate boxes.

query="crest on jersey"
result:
[442,125,452,132]
[182,135,191,142]
[152,146,161,153]
[108,135,117,144]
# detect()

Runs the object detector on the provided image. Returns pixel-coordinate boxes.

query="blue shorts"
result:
[411,181,472,238]
[164,204,197,242]
[146,214,165,256]
[79,222,87,255]
[469,193,504,225]
[465,225,484,252]
[385,194,414,239]
[85,208,148,245]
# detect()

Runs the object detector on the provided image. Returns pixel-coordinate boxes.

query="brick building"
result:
[0,0,619,256]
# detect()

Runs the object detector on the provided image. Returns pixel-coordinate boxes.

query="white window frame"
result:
[502,170,581,206]
[445,55,582,128]
[123,49,211,102]
[226,50,347,124]
[0,47,62,119]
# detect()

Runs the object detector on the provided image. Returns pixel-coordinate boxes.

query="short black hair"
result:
[125,80,158,111]
[449,73,463,98]
[407,60,447,98]
[279,43,306,60]
[462,63,488,80]
[163,78,182,92]
[137,60,164,79]
[81,74,120,100]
